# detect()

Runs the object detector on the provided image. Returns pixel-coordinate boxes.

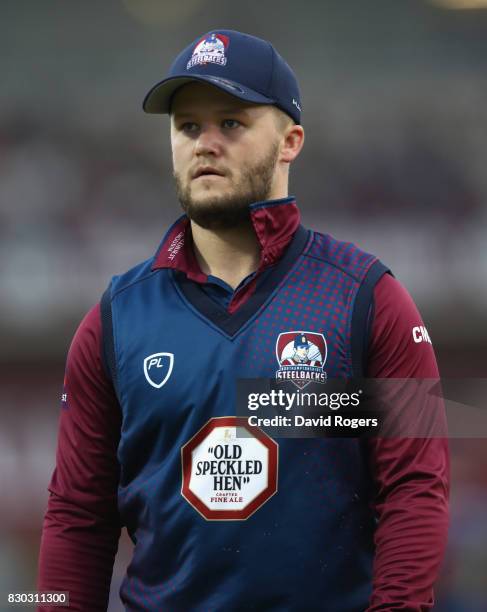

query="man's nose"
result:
[194,125,222,156]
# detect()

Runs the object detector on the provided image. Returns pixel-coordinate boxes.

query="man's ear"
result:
[280,124,305,163]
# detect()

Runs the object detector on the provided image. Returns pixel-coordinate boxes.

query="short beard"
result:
[173,142,279,231]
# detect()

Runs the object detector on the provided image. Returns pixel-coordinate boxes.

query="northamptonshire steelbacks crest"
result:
[275,331,327,389]
[187,33,230,70]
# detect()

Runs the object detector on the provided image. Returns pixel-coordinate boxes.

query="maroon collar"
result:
[152,197,301,284]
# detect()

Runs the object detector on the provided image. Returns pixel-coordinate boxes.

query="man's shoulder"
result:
[305,229,380,281]
[107,255,160,299]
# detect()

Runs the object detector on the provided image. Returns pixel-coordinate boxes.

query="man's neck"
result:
[191,219,260,290]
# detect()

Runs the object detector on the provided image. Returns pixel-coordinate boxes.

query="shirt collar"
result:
[151,196,301,283]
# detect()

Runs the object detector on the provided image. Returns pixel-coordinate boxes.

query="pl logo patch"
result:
[143,352,174,389]
[275,331,327,389]
[187,33,229,70]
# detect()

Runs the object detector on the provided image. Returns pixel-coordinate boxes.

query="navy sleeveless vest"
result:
[101,224,388,611]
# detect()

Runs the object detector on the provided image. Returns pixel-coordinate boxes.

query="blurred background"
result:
[1,0,486,610]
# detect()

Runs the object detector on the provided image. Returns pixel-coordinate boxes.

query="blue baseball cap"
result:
[294,334,310,349]
[143,29,302,124]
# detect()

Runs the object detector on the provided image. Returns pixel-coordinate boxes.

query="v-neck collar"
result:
[171,224,310,337]
[151,196,302,314]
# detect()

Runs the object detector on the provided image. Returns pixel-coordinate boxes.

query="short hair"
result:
[272,106,294,133]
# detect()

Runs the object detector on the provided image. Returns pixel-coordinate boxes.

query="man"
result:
[38,30,449,611]
[280,333,323,367]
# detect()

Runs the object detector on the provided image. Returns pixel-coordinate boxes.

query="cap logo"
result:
[187,33,230,70]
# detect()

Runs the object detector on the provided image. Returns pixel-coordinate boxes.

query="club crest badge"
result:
[187,33,229,70]
[143,352,174,389]
[275,331,327,389]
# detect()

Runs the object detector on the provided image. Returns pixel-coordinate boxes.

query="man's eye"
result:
[181,122,199,133]
[222,119,241,129]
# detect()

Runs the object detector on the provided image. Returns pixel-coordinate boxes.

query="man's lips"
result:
[192,167,226,179]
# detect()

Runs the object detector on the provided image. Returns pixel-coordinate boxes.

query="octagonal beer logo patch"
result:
[276,331,327,389]
[181,417,278,521]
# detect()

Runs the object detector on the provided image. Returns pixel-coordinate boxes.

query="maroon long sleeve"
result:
[365,274,450,611]
[37,274,449,611]
[37,303,122,611]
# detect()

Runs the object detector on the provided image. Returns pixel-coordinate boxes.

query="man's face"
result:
[295,346,309,360]
[170,82,284,230]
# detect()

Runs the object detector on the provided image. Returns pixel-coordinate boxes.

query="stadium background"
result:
[0,0,486,610]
